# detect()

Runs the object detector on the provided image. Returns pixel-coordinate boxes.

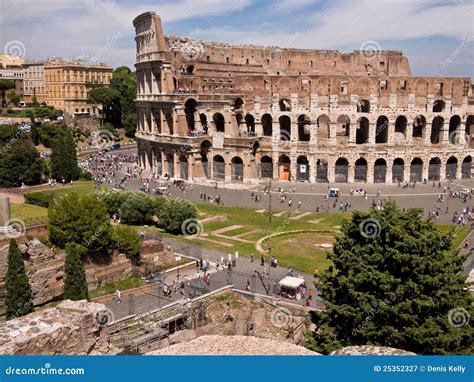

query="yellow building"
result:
[44,60,113,117]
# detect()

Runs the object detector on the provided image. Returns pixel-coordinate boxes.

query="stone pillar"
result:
[348,164,355,183]
[424,123,432,146]
[309,155,316,183]
[328,162,335,183]
[290,155,297,182]
[255,121,263,137]
[406,122,413,144]
[367,161,374,183]
[439,161,446,181]
[441,124,450,145]
[225,161,232,182]
[386,162,393,184]
[456,162,462,180]
[349,123,356,145]
[368,122,376,144]
[388,121,395,145]
[272,154,279,180]
[422,161,429,182]
[0,197,12,234]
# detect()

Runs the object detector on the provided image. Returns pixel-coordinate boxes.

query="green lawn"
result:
[89,276,145,299]
[11,204,48,226]
[46,181,99,198]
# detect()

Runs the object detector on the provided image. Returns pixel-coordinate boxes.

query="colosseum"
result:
[133,11,474,185]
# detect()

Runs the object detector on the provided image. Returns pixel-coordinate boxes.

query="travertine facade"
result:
[22,61,46,103]
[133,11,474,184]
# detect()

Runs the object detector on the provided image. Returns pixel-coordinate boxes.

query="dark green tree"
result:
[0,79,15,107]
[5,239,32,320]
[49,192,114,255]
[123,113,137,138]
[50,129,79,182]
[160,199,197,234]
[114,225,142,258]
[0,139,43,187]
[308,201,473,355]
[119,192,155,225]
[31,123,40,146]
[63,243,89,301]
[8,90,20,106]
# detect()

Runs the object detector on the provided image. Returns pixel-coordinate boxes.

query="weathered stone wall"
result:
[0,300,117,355]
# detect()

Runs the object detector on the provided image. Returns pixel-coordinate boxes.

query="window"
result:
[246,58,249,65]
[332,61,336,67]
[380,61,385,67]
[288,60,291,66]
[309,60,313,68]
[266,59,270,65]
[380,80,388,91]
[436,82,444,96]
[206,56,211,63]
[226,57,229,63]
[399,80,407,90]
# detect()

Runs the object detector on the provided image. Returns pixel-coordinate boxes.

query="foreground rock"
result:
[0,300,117,355]
[330,345,416,355]
[148,335,319,355]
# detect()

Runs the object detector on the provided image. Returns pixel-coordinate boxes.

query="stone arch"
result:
[296,155,309,181]
[166,152,175,178]
[466,115,474,148]
[199,113,208,132]
[394,116,407,141]
[428,157,441,181]
[179,154,188,180]
[317,114,331,141]
[336,115,350,141]
[278,154,291,181]
[262,113,273,137]
[356,117,369,144]
[234,98,244,110]
[448,115,461,141]
[433,100,445,112]
[355,158,368,182]
[374,158,387,183]
[392,158,405,183]
[410,157,423,182]
[357,99,370,113]
[231,156,244,182]
[260,155,273,178]
[200,140,212,178]
[375,116,389,144]
[245,113,255,134]
[279,115,291,142]
[213,113,225,133]
[279,98,291,111]
[431,117,443,144]
[297,114,311,141]
[335,158,349,183]
[446,156,458,180]
[184,98,198,132]
[316,159,328,182]
[213,154,225,180]
[462,156,472,179]
[412,115,426,139]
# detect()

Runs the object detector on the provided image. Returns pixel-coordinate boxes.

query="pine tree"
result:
[5,239,32,320]
[63,243,89,301]
[50,129,79,182]
[309,201,473,355]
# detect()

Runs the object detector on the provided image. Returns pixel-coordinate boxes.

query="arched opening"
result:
[428,157,441,181]
[412,115,425,139]
[234,98,244,110]
[462,156,472,179]
[335,158,349,183]
[392,158,405,183]
[251,141,260,157]
[448,115,461,142]
[355,158,368,182]
[279,98,291,111]
[184,98,197,132]
[179,155,188,180]
[431,117,443,144]
[356,117,369,144]
[394,116,407,140]
[279,115,291,143]
[200,140,212,178]
[336,115,350,143]
[433,100,445,112]
[374,158,387,183]
[317,114,331,142]
[213,155,225,180]
[166,152,175,178]
[278,155,291,181]
[245,114,255,135]
[316,159,328,182]
[213,113,225,133]
[446,156,458,180]
[199,113,208,133]
[262,114,273,137]
[410,158,423,182]
[261,156,273,178]
[375,116,389,144]
[296,155,309,181]
[231,156,244,182]
[357,99,370,113]
[466,115,474,148]
[165,112,174,135]
[297,114,311,141]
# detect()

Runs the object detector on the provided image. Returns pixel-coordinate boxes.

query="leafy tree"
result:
[0,139,43,187]
[88,86,121,125]
[38,123,68,148]
[31,123,39,146]
[49,193,114,255]
[123,113,137,138]
[50,128,79,182]
[308,201,473,355]
[114,225,141,258]
[160,199,197,234]
[119,192,155,225]
[0,79,15,107]
[63,243,89,301]
[100,190,131,216]
[5,239,33,320]
[8,90,20,106]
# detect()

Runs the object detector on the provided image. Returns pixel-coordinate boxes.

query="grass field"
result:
[11,204,48,226]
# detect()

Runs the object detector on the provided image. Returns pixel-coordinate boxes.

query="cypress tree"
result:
[63,243,89,301]
[5,239,32,320]
[50,129,79,182]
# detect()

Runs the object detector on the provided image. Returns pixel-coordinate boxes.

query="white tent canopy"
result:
[278,276,305,289]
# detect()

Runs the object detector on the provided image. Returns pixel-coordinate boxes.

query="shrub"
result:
[24,191,54,208]
[159,199,197,234]
[114,225,141,258]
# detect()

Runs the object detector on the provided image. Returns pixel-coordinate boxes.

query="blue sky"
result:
[1,0,473,79]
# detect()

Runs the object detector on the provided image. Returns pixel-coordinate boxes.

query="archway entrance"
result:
[462,156,472,179]
[428,158,441,181]
[335,158,348,183]
[278,155,291,181]
[446,156,457,180]
[392,158,404,183]
[296,156,309,181]
[231,157,244,182]
[410,158,423,182]
[213,155,225,180]
[374,159,387,183]
[260,156,273,178]
[179,155,188,180]
[316,159,328,182]
[354,158,368,183]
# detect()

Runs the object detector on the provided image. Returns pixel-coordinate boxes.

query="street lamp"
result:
[175,254,182,282]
